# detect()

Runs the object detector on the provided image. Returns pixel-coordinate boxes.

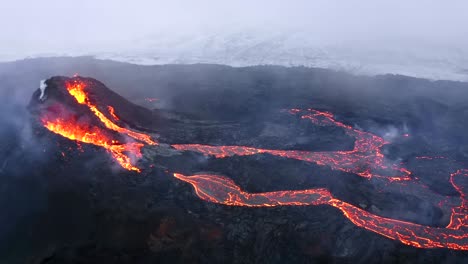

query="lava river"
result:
[172,109,467,250]
[173,109,412,182]
[173,170,467,250]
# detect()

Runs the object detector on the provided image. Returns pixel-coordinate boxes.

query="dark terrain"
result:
[0,57,467,263]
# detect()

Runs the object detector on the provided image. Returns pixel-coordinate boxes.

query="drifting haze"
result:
[1,0,468,81]
[2,0,468,54]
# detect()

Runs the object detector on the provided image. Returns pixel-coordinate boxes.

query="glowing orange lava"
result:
[40,79,157,171]
[65,80,157,146]
[42,115,143,172]
[173,109,411,181]
[174,170,468,250]
[172,108,468,250]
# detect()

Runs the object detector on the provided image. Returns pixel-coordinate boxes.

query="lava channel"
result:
[173,109,411,181]
[174,170,468,250]
[65,79,157,146]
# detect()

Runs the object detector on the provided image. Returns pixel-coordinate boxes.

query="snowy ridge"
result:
[2,30,468,82]
[95,31,468,82]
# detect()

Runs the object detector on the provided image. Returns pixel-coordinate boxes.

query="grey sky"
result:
[2,0,468,55]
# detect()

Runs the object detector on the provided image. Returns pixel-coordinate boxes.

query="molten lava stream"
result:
[65,79,157,146]
[42,117,143,172]
[172,108,467,249]
[173,171,468,250]
[172,108,411,181]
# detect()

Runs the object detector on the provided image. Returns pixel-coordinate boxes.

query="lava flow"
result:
[40,79,157,172]
[172,108,468,250]
[65,80,157,146]
[38,79,467,250]
[42,114,144,172]
[173,109,411,181]
[174,170,468,250]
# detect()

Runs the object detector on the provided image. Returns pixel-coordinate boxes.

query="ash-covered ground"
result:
[0,57,467,263]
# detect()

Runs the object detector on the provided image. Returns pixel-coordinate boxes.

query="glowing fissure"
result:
[41,79,157,172]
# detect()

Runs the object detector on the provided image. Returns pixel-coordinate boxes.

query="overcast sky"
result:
[2,0,468,55]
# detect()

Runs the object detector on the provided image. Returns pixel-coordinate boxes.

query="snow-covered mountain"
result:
[92,30,468,82]
[3,30,468,82]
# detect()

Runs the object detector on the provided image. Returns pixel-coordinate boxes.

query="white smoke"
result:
[39,80,47,100]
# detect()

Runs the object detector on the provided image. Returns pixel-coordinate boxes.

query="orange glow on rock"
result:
[107,106,119,121]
